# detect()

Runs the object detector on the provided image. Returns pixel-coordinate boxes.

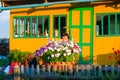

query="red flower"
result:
[108,56,112,59]
[114,51,117,55]
[117,50,120,54]
[112,48,114,50]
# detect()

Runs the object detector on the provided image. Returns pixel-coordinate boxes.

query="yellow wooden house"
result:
[1,0,120,65]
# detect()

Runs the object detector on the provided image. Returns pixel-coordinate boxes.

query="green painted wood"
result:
[69,7,93,64]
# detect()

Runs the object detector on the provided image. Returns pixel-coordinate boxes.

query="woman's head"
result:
[61,33,69,42]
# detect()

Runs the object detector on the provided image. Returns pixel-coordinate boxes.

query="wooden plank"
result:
[14,66,20,80]
[20,65,24,74]
[36,65,40,76]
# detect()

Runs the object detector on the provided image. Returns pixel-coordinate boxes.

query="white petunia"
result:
[52,49,54,51]
[48,47,53,50]
[54,47,57,50]
[67,52,71,56]
[55,53,60,57]
[73,49,77,53]
[64,53,66,56]
[66,50,71,53]
[48,57,50,60]
[57,48,60,52]
[51,54,54,57]
[63,47,68,50]
[76,50,79,53]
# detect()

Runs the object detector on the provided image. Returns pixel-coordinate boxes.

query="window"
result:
[13,16,49,38]
[53,15,67,37]
[96,13,120,36]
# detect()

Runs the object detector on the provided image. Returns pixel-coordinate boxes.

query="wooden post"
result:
[81,65,84,77]
[64,65,67,76]
[42,65,45,75]
[14,65,20,80]
[75,65,78,76]
[87,65,90,77]
[94,64,97,77]
[47,64,51,76]
[105,65,108,77]
[21,65,24,74]
[58,65,61,76]
[53,65,57,75]
[36,65,40,76]
[118,65,120,76]
[26,65,29,75]
[69,64,73,76]
[111,65,114,78]
[31,65,34,76]
[98,65,102,77]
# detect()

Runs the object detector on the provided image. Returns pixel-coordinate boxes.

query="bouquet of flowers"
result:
[34,39,81,63]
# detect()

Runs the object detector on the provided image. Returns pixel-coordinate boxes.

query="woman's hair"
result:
[61,33,70,39]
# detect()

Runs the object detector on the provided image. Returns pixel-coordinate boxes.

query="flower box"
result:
[35,39,81,68]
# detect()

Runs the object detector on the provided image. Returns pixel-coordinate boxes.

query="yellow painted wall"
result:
[94,4,120,65]
[10,4,70,53]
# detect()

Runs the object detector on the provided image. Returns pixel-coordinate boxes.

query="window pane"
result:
[38,17,43,36]
[44,17,49,37]
[20,18,24,37]
[96,15,102,36]
[13,18,19,37]
[117,14,120,34]
[53,17,59,37]
[26,18,31,36]
[110,14,115,35]
[60,16,66,36]
[103,14,108,35]
[32,18,36,36]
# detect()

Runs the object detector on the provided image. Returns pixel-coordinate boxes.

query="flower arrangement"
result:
[113,48,120,65]
[34,39,81,63]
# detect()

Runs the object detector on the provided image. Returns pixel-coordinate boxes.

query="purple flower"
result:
[35,47,45,57]
[74,44,79,49]
[46,43,51,47]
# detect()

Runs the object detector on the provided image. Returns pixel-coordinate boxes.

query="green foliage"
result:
[9,49,33,63]
[41,50,79,63]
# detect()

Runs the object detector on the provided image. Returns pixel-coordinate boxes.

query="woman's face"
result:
[62,35,69,42]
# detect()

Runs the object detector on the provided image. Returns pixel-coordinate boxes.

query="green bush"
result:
[9,49,33,64]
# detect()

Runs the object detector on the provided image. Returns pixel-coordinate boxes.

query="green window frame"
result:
[96,13,120,37]
[13,16,50,38]
[53,15,67,38]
